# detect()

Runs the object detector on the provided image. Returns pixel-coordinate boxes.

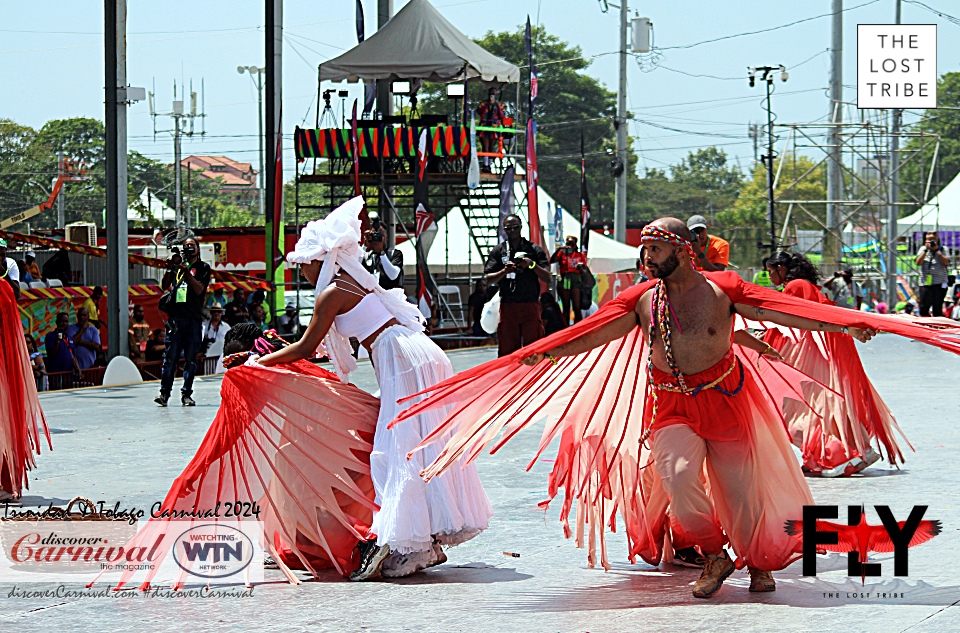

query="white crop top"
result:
[333,290,394,342]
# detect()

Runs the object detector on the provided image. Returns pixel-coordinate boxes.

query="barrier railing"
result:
[41,356,222,392]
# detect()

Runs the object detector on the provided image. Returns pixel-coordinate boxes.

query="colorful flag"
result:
[497,164,516,243]
[553,202,563,247]
[415,204,438,319]
[467,111,480,189]
[356,0,376,116]
[580,130,591,254]
[524,16,542,247]
[350,101,370,230]
[272,108,283,265]
[417,129,428,182]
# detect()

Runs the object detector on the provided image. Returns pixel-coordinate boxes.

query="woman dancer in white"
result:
[257,197,492,580]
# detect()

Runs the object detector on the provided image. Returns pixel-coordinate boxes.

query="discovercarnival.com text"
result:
[5,585,255,599]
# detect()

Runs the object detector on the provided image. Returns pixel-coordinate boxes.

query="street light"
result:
[238,65,265,217]
[748,64,787,257]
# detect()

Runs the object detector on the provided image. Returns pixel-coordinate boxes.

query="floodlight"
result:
[237,66,245,74]
[446,83,465,98]
[779,65,789,82]
[391,80,411,95]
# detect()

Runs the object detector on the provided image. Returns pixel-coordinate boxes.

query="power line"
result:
[659,0,881,50]
[904,1,960,26]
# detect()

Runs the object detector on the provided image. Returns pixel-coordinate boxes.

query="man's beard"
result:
[647,252,680,279]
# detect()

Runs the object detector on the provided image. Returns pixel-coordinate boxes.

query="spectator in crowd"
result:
[82,286,103,329]
[915,231,950,317]
[200,305,230,360]
[0,238,20,296]
[44,312,80,379]
[146,328,166,362]
[246,288,266,308]
[128,304,152,363]
[18,259,34,285]
[249,303,268,333]
[484,214,551,356]
[24,251,41,282]
[206,286,227,310]
[540,292,567,335]
[686,215,730,271]
[25,333,47,392]
[360,213,404,291]
[753,256,775,288]
[467,279,489,337]
[156,236,211,407]
[41,248,72,286]
[67,307,101,370]
[475,87,506,171]
[823,268,863,310]
[276,304,299,337]
[875,302,889,315]
[550,235,588,326]
[224,288,250,326]
[635,246,650,284]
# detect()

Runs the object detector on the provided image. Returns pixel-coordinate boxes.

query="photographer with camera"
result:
[915,231,951,317]
[360,212,404,292]
[549,235,588,325]
[44,312,80,388]
[484,214,550,356]
[155,237,211,407]
[686,215,729,271]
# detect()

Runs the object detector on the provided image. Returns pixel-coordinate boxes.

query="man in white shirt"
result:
[0,238,20,295]
[200,306,231,373]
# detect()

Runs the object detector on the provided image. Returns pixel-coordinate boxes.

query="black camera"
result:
[167,246,183,269]
[368,214,384,243]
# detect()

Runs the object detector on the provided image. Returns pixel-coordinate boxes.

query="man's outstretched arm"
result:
[733,304,876,342]
[521,311,639,365]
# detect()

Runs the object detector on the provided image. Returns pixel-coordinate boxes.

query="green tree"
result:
[631,147,744,222]
[717,155,825,229]
[900,72,960,213]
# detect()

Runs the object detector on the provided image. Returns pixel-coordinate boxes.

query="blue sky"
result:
[2,0,958,182]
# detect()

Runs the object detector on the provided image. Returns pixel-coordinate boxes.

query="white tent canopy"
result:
[898,173,960,233]
[397,181,638,274]
[129,187,175,224]
[319,0,520,84]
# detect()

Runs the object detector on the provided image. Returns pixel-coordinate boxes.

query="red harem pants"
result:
[647,352,813,570]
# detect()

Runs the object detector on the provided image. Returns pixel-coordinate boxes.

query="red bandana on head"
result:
[639,225,700,270]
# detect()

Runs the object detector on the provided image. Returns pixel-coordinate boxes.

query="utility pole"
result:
[148,81,204,227]
[748,124,759,166]
[886,0,902,306]
[377,0,396,249]
[614,0,628,243]
[104,0,130,359]
[749,66,788,256]
[825,0,843,269]
[173,110,182,224]
[57,150,65,228]
[238,66,265,216]
[265,0,284,322]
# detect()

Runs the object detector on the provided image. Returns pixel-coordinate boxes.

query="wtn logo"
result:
[181,541,244,564]
[784,505,941,583]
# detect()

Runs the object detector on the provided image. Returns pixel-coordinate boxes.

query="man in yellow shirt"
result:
[687,215,730,271]
[82,286,103,329]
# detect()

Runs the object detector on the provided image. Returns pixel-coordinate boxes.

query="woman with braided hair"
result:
[763,251,910,476]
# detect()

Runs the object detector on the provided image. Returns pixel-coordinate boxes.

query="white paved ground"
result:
[1,337,958,632]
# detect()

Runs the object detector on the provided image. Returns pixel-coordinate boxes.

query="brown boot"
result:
[692,550,735,598]
[749,568,776,592]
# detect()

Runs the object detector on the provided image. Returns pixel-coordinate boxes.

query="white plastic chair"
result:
[29,281,47,289]
[47,278,63,287]
[436,285,464,326]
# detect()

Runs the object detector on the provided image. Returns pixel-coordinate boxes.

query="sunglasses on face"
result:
[504,225,521,232]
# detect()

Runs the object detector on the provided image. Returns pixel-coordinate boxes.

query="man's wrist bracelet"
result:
[840,326,849,335]
[528,261,536,269]
[544,353,559,366]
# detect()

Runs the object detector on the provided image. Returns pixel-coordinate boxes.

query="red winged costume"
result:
[0,280,50,499]
[392,271,960,571]
[763,279,911,474]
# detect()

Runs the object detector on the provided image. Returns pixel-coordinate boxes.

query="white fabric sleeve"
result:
[379,253,401,280]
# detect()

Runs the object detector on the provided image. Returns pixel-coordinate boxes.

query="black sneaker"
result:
[349,539,390,582]
[154,394,169,407]
[673,546,706,568]
[181,395,196,407]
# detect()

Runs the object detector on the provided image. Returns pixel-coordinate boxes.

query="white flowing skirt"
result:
[368,326,493,554]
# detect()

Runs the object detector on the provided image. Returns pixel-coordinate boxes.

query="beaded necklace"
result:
[638,225,744,444]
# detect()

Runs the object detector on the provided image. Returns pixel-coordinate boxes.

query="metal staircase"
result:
[460,177,509,260]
